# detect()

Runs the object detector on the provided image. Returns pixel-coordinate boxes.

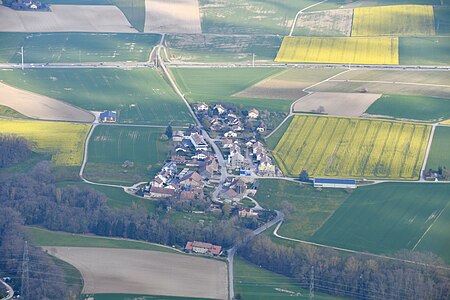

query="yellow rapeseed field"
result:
[0,119,91,166]
[273,115,431,180]
[440,119,450,125]
[275,36,399,65]
[352,5,436,36]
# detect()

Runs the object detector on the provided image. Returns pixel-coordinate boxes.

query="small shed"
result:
[313,178,356,189]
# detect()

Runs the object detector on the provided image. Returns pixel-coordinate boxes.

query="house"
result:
[185,241,222,256]
[313,178,357,189]
[213,104,226,115]
[149,186,176,198]
[99,110,117,123]
[199,158,219,178]
[191,153,208,160]
[232,124,244,132]
[221,178,247,200]
[222,138,234,148]
[189,133,208,152]
[258,154,275,175]
[256,124,266,133]
[224,131,237,138]
[239,207,258,218]
[229,152,245,169]
[196,103,209,112]
[179,171,204,189]
[173,130,184,142]
[248,109,259,119]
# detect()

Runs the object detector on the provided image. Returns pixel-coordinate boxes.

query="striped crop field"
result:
[352,5,436,36]
[0,119,90,166]
[273,115,431,180]
[275,36,399,65]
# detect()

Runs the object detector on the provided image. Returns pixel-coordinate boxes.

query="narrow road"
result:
[420,124,437,181]
[0,279,13,300]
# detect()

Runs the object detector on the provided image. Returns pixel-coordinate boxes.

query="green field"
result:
[366,95,450,122]
[29,227,177,253]
[311,183,450,262]
[56,181,156,213]
[0,104,29,119]
[48,0,146,31]
[265,116,293,150]
[170,67,292,112]
[426,126,450,171]
[234,257,337,300]
[0,33,160,63]
[399,37,450,66]
[89,295,208,300]
[166,34,282,62]
[84,125,168,185]
[435,7,450,35]
[254,179,348,239]
[0,69,193,126]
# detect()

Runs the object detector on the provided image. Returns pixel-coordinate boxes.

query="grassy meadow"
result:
[0,69,193,126]
[56,181,157,213]
[28,227,177,253]
[351,5,435,36]
[254,179,348,240]
[399,37,450,65]
[426,126,450,171]
[0,33,160,63]
[366,95,450,122]
[275,36,399,65]
[273,115,430,179]
[166,34,282,63]
[0,119,90,166]
[170,67,293,112]
[84,125,168,185]
[0,104,29,119]
[311,183,450,262]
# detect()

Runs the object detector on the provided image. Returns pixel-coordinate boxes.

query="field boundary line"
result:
[413,201,450,250]
[329,79,450,88]
[272,221,450,271]
[419,124,437,181]
[289,0,329,36]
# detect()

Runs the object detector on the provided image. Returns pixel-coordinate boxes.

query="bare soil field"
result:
[311,81,450,99]
[0,82,94,122]
[0,5,137,32]
[235,68,343,100]
[293,92,381,116]
[44,247,228,299]
[144,0,201,33]
[335,70,450,86]
[294,9,353,37]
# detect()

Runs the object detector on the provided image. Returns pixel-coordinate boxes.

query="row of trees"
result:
[238,236,450,300]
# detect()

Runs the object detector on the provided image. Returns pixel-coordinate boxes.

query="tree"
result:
[299,169,309,182]
[165,125,173,139]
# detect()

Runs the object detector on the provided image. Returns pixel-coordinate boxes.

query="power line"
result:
[20,241,29,300]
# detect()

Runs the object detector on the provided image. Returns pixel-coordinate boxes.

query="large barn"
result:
[313,178,357,189]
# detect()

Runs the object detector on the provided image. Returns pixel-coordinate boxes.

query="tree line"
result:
[238,235,450,300]
[0,135,31,168]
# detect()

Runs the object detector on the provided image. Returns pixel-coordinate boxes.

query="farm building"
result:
[313,178,356,189]
[99,110,117,123]
[189,133,208,151]
[185,241,222,256]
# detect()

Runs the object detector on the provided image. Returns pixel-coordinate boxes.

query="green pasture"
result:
[56,181,156,213]
[170,67,292,112]
[48,0,146,31]
[0,69,193,125]
[88,295,209,300]
[366,95,450,122]
[29,227,177,253]
[0,33,160,63]
[435,7,450,35]
[84,125,168,185]
[0,105,29,119]
[265,116,293,150]
[311,183,450,261]
[234,257,337,300]
[426,126,450,170]
[399,37,450,66]
[165,34,282,63]
[254,179,348,240]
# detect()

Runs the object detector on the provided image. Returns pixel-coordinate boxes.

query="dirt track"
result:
[144,0,201,33]
[44,247,228,299]
[293,92,381,117]
[0,5,136,32]
[0,82,94,122]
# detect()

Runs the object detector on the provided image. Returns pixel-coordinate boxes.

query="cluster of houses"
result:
[195,103,281,177]
[5,0,49,10]
[138,127,219,200]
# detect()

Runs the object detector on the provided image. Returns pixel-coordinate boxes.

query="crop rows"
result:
[275,36,399,65]
[273,116,431,180]
[0,119,91,166]
[352,5,436,37]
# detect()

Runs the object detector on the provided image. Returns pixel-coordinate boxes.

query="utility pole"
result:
[21,241,29,300]
[309,266,314,300]
[19,46,24,70]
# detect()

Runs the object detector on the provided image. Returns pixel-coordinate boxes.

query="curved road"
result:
[0,279,13,300]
